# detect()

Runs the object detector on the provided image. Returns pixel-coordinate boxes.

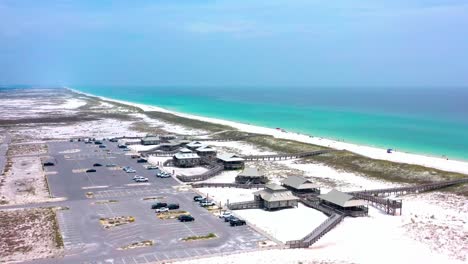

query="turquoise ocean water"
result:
[74,86,468,160]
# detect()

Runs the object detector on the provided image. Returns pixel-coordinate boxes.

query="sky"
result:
[0,0,467,87]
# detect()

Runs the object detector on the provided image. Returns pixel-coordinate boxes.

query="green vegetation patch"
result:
[182,233,217,241]
[145,111,233,132]
[119,240,154,250]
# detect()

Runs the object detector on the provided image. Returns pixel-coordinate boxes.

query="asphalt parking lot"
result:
[41,140,269,264]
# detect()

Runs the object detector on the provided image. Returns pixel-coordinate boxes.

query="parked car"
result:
[224,215,238,222]
[109,138,118,142]
[137,158,148,163]
[193,195,203,201]
[155,207,169,213]
[123,167,136,173]
[117,144,127,148]
[106,164,117,167]
[200,201,216,207]
[134,177,148,182]
[93,163,102,167]
[132,175,144,180]
[167,203,180,210]
[219,211,232,219]
[146,165,159,170]
[86,169,96,173]
[157,172,171,178]
[178,215,195,222]
[230,218,246,226]
[131,155,140,159]
[151,202,167,209]
[99,145,106,148]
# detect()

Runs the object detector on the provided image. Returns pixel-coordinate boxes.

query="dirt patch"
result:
[100,216,135,229]
[157,210,189,220]
[0,207,63,263]
[118,240,154,250]
[182,233,217,242]
[142,196,165,201]
[0,156,51,205]
[93,200,118,205]
[6,143,47,157]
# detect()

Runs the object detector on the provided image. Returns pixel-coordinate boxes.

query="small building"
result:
[141,136,160,145]
[173,152,201,168]
[195,146,217,159]
[217,153,245,170]
[282,175,320,195]
[235,167,268,184]
[160,134,177,142]
[179,147,193,154]
[318,189,368,217]
[43,158,55,167]
[186,141,206,150]
[254,183,299,210]
[159,141,181,151]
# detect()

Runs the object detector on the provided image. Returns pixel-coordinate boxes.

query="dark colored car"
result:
[167,203,180,210]
[151,202,167,209]
[224,215,238,222]
[94,141,102,145]
[178,215,195,222]
[86,169,97,173]
[110,138,118,142]
[137,158,148,163]
[230,219,246,226]
[99,145,106,148]
[193,195,203,201]
[93,163,102,167]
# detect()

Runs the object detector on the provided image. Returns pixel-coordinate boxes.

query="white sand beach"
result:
[68,87,468,175]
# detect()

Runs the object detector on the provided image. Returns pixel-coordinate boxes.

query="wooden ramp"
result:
[191,182,265,189]
[243,150,334,161]
[176,164,224,182]
[227,200,264,210]
[286,213,344,248]
[348,178,468,197]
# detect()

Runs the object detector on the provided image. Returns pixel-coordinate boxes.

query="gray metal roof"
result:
[196,146,217,152]
[318,189,367,208]
[142,136,160,141]
[265,183,286,191]
[187,141,206,148]
[174,153,200,159]
[282,176,318,190]
[217,153,244,162]
[238,167,264,178]
[179,148,192,153]
[254,187,299,202]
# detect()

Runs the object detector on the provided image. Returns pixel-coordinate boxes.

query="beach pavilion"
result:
[317,189,368,217]
[253,183,299,210]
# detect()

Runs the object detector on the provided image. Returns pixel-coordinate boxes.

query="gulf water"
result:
[74,86,468,160]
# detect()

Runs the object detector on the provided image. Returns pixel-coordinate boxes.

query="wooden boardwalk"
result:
[176,164,224,182]
[191,182,265,189]
[227,200,264,210]
[286,213,344,248]
[348,178,468,197]
[243,150,334,161]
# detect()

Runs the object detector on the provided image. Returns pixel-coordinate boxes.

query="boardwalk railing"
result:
[227,200,264,210]
[144,150,179,157]
[353,193,402,215]
[348,178,468,197]
[191,182,265,189]
[286,213,344,248]
[299,197,336,216]
[243,150,334,161]
[176,164,224,182]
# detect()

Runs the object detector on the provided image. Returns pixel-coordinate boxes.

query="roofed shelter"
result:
[141,136,160,146]
[282,175,320,194]
[254,183,299,210]
[173,152,201,167]
[318,189,368,217]
[195,145,217,159]
[186,141,206,150]
[235,167,268,184]
[217,153,245,170]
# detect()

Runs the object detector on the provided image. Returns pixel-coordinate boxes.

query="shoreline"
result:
[67,87,468,175]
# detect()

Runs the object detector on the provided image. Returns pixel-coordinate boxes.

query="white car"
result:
[155,207,169,213]
[132,175,144,180]
[124,167,136,173]
[200,201,216,207]
[133,177,148,182]
[219,211,232,219]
